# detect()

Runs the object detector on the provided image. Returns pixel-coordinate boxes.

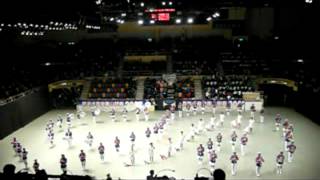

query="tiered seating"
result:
[175,78,195,99]
[88,78,136,99]
[202,74,254,100]
[144,78,194,99]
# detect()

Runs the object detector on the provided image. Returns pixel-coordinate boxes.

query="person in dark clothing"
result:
[146,170,157,180]
[213,169,226,180]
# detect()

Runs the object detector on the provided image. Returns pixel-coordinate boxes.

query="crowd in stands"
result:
[88,78,136,99]
[144,78,194,100]
[203,74,254,101]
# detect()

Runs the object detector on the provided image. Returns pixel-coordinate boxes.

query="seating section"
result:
[202,74,254,101]
[144,78,194,99]
[88,78,136,99]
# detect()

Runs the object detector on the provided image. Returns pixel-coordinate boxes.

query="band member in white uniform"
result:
[22,148,28,168]
[212,100,217,115]
[216,132,223,152]
[207,138,214,153]
[86,132,94,148]
[196,118,204,134]
[114,136,120,152]
[60,154,67,173]
[237,112,242,128]
[170,105,175,121]
[65,129,72,148]
[226,101,231,116]
[33,159,40,173]
[145,127,152,143]
[209,150,218,172]
[98,143,105,162]
[240,133,248,156]
[110,108,116,122]
[135,107,141,121]
[219,112,225,127]
[230,131,237,152]
[57,115,63,129]
[275,114,282,131]
[276,151,285,174]
[167,138,173,158]
[230,152,239,176]
[129,149,135,166]
[187,123,196,142]
[148,142,155,164]
[207,115,216,131]
[178,103,183,118]
[122,107,128,122]
[193,102,198,116]
[255,152,265,177]
[186,103,191,117]
[284,130,293,151]
[201,101,206,115]
[197,144,205,164]
[49,130,55,147]
[287,141,296,163]
[248,117,255,133]
[177,131,185,151]
[79,150,86,170]
[250,104,256,118]
[259,109,264,123]
[144,107,150,122]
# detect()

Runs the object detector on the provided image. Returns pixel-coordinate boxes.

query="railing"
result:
[0,87,41,106]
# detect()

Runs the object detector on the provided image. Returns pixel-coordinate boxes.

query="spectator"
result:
[213,169,226,180]
[106,173,112,180]
[146,170,156,180]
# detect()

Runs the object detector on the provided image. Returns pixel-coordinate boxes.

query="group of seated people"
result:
[144,77,194,100]
[88,78,136,99]
[203,74,254,100]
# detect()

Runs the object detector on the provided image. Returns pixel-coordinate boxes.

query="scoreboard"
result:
[145,8,176,22]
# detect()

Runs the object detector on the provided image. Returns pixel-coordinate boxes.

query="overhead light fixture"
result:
[162,2,166,6]
[206,17,212,21]
[175,19,181,24]
[140,2,144,7]
[169,2,173,6]
[138,20,144,25]
[121,13,126,17]
[297,59,304,63]
[187,18,194,24]
[150,20,155,24]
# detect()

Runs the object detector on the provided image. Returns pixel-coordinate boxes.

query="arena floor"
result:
[0,107,319,180]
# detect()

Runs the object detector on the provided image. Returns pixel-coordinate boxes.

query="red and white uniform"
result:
[145,128,151,138]
[255,154,265,176]
[197,145,205,164]
[275,114,282,131]
[216,133,222,152]
[79,151,86,169]
[144,107,149,121]
[114,137,120,152]
[287,143,296,162]
[230,153,239,175]
[276,153,285,174]
[240,135,248,156]
[230,132,237,152]
[209,151,218,172]
[98,144,105,161]
[207,139,214,151]
[135,108,140,121]
[60,156,67,172]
